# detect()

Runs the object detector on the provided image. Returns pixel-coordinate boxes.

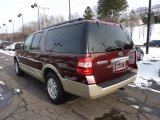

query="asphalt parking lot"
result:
[0,53,160,120]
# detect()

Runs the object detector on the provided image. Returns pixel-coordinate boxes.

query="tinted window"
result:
[24,35,34,50]
[31,32,43,50]
[45,23,86,53]
[88,23,133,53]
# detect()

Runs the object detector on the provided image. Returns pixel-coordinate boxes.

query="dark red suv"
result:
[14,19,137,104]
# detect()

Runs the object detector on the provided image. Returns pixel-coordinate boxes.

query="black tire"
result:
[46,72,66,104]
[14,60,24,76]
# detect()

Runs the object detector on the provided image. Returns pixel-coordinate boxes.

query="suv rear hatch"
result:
[86,21,136,84]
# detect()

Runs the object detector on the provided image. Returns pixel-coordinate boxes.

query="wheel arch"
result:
[42,64,62,83]
[14,55,19,63]
[14,56,16,62]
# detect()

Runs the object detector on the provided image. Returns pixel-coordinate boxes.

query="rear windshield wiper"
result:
[101,43,124,52]
[106,46,124,51]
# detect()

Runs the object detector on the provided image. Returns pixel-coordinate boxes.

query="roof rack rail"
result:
[42,18,85,30]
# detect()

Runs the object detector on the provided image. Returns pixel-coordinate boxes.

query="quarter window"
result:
[31,32,43,50]
[24,35,34,50]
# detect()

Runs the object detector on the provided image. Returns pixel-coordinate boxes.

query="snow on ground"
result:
[0,81,5,85]
[14,89,21,93]
[0,97,4,100]
[141,47,160,58]
[131,105,139,110]
[0,50,15,56]
[129,47,160,93]
[121,22,160,92]
[130,105,153,113]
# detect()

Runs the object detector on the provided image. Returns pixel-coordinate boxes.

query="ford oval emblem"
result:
[118,52,124,57]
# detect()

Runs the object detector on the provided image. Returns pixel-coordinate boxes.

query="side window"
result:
[45,24,85,53]
[24,35,34,50]
[31,32,43,50]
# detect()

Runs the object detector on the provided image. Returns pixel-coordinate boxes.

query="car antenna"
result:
[120,24,123,30]
[96,21,100,27]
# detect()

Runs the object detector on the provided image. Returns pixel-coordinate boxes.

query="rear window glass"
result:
[88,22,133,53]
[45,23,86,53]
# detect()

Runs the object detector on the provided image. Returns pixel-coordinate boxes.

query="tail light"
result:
[76,58,92,75]
[76,57,96,84]
[129,50,137,64]
[129,50,137,68]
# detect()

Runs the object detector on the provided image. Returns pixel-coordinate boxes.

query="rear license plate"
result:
[115,61,126,71]
[111,56,129,72]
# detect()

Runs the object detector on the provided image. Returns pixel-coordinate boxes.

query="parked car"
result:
[0,41,12,49]
[5,42,24,51]
[14,19,137,104]
[143,40,160,47]
[135,46,144,61]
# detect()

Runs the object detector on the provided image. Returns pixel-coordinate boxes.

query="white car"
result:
[5,42,24,51]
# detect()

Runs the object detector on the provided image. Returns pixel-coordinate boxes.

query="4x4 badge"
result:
[118,52,124,57]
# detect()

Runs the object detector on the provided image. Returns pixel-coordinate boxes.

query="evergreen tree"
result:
[83,6,94,20]
[97,0,128,20]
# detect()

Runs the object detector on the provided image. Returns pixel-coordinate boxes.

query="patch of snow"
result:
[0,97,4,100]
[14,89,21,93]
[125,97,137,102]
[0,81,5,85]
[0,66,3,69]
[148,88,160,94]
[141,48,160,58]
[129,50,160,93]
[135,60,160,87]
[0,94,1,97]
[142,107,152,113]
[131,105,139,110]
[0,50,15,56]
[128,84,137,88]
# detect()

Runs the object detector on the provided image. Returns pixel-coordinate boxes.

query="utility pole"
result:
[69,0,71,20]
[39,7,49,28]
[146,0,152,54]
[3,24,8,40]
[18,13,25,41]
[31,3,41,30]
[0,27,3,41]
[9,20,15,42]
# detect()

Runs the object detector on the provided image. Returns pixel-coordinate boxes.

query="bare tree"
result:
[128,10,139,38]
[92,5,98,19]
[71,13,81,19]
[47,15,65,26]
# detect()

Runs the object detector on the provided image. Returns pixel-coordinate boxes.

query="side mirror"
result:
[15,43,24,50]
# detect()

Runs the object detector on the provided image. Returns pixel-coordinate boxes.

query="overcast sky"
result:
[0,0,159,33]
